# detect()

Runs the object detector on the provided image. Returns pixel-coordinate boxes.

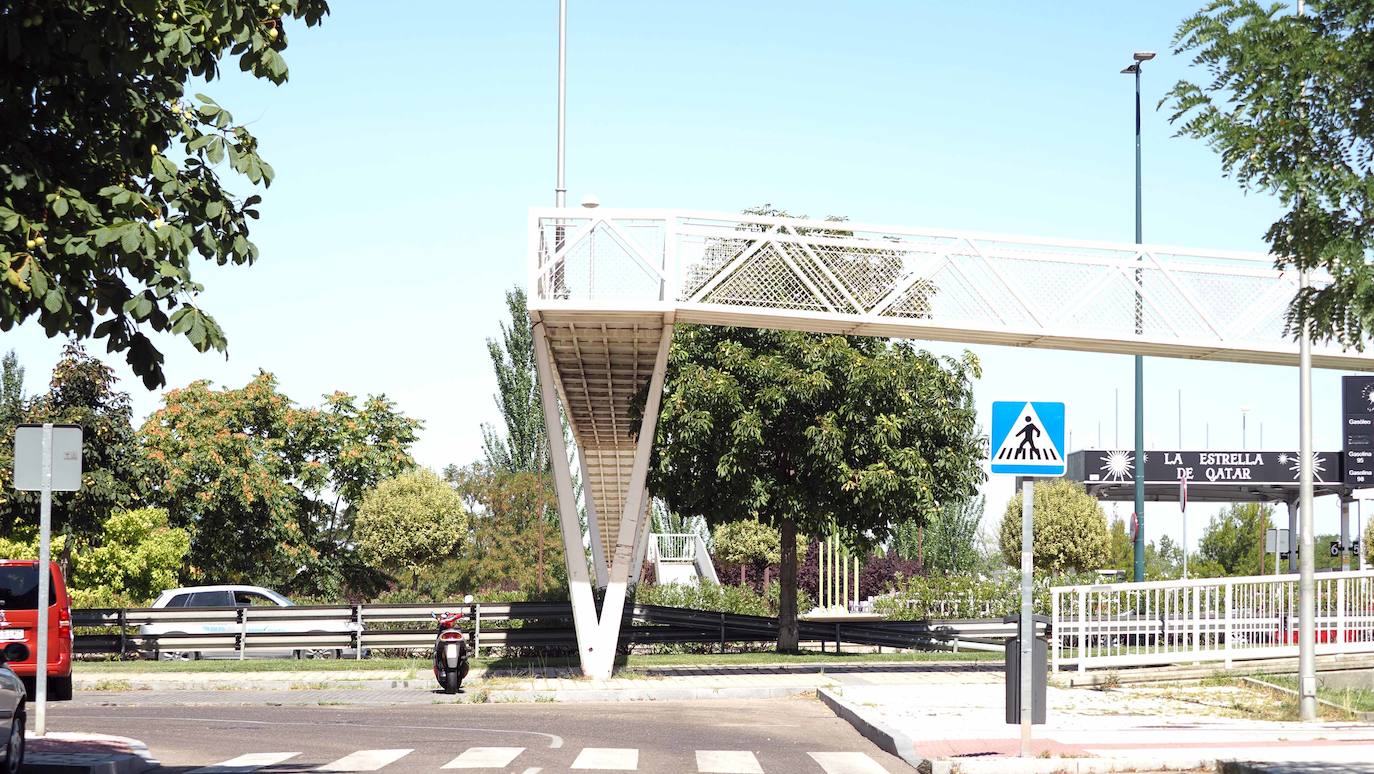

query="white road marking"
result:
[188,752,300,774]
[442,747,527,769]
[519,769,542,774]
[570,747,639,770]
[808,751,890,774]
[315,749,413,771]
[696,749,764,773]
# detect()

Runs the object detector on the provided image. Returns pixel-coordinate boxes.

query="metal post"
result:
[818,534,826,610]
[1289,501,1299,574]
[555,0,566,208]
[35,423,51,736]
[1299,274,1317,720]
[1131,62,1146,584]
[1019,481,1035,757]
[1341,500,1352,572]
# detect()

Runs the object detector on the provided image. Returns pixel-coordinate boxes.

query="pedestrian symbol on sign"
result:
[990,401,1065,476]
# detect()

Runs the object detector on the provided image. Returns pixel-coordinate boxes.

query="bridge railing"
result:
[1051,569,1374,672]
[653,533,699,562]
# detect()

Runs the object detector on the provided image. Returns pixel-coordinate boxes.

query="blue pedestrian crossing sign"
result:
[990,401,1066,477]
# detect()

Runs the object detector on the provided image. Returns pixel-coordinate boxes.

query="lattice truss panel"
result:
[539,312,663,568]
[531,208,1373,369]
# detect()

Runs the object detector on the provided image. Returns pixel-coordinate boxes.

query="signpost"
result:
[13,423,83,736]
[1179,472,1189,579]
[1266,528,1290,575]
[990,401,1065,758]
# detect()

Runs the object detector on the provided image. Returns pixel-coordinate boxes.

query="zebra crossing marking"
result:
[570,747,638,770]
[695,749,764,773]
[808,751,890,774]
[441,747,527,769]
[316,749,413,772]
[187,752,301,774]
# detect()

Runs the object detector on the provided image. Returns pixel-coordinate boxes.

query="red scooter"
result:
[433,594,474,694]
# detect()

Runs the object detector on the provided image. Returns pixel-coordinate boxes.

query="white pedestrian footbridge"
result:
[525,207,1374,679]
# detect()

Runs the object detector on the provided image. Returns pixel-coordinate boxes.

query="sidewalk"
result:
[821,673,1374,774]
[73,659,999,703]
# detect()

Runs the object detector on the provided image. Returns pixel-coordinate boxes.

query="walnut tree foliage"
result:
[999,479,1110,574]
[0,0,329,388]
[1166,0,1374,345]
[644,324,984,651]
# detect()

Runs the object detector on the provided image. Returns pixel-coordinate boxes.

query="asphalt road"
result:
[47,695,912,773]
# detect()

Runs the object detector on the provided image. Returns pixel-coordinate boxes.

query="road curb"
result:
[24,732,159,774]
[485,685,815,703]
[816,687,941,774]
[22,751,154,774]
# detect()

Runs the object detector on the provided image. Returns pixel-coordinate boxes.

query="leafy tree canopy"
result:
[1197,502,1274,576]
[711,519,806,568]
[1,0,328,388]
[999,480,1110,573]
[1167,0,1374,344]
[0,342,146,544]
[140,371,419,596]
[647,324,984,651]
[355,469,468,590]
[441,464,564,596]
[482,287,548,473]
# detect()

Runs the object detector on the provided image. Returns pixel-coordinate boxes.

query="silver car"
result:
[0,642,29,774]
[140,585,356,660]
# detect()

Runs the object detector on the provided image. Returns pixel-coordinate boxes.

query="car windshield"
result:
[0,566,57,609]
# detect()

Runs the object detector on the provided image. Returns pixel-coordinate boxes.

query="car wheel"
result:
[48,676,73,701]
[298,632,339,660]
[158,632,196,661]
[2,709,24,774]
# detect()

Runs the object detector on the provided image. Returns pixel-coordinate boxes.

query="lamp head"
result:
[580,193,600,209]
[1121,63,1140,75]
[1134,51,1157,62]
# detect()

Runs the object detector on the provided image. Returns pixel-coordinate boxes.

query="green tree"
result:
[355,469,468,591]
[481,287,548,473]
[646,325,984,652]
[0,350,24,425]
[1166,1,1374,345]
[0,343,146,551]
[711,519,807,572]
[999,480,1110,573]
[1366,518,1373,566]
[0,0,329,388]
[139,372,418,595]
[73,507,190,606]
[440,465,564,597]
[1197,502,1274,576]
[923,496,984,575]
[1107,516,1132,573]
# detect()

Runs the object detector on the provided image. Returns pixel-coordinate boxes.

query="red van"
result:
[0,560,73,700]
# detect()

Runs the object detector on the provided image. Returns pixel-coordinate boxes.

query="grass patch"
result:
[90,678,134,691]
[76,657,432,674]
[1257,674,1374,713]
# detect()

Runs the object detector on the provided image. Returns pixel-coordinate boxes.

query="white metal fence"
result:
[1051,569,1374,672]
[652,533,699,562]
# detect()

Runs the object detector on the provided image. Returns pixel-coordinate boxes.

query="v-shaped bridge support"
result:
[532,311,673,679]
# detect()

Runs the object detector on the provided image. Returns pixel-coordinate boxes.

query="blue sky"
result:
[8,1,1367,554]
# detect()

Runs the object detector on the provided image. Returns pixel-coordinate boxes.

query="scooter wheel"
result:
[445,669,460,694]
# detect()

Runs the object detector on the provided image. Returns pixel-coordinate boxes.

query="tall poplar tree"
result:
[481,287,548,473]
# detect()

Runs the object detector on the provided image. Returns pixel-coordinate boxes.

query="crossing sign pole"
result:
[990,401,1065,758]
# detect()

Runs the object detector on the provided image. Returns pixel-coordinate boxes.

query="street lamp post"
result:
[1122,51,1155,583]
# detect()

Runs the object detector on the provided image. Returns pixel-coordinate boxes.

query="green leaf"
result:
[42,289,62,313]
[119,226,140,253]
[52,197,68,217]
[205,201,223,219]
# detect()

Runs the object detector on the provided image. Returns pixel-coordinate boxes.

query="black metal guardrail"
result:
[73,601,1048,659]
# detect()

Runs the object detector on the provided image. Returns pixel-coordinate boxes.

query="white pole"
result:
[555,0,566,208]
[35,422,52,736]
[1019,481,1035,757]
